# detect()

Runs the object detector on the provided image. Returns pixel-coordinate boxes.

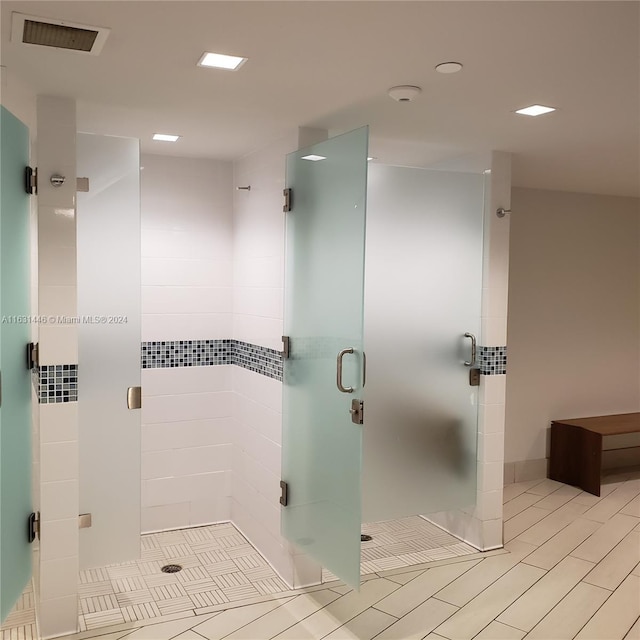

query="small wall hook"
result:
[496,207,511,218]
[236,185,251,191]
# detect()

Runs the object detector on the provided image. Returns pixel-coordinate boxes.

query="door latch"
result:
[350,399,364,425]
[469,368,480,387]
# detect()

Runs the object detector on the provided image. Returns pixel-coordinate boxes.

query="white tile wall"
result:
[139,155,235,533]
[232,134,294,352]
[36,96,79,639]
[141,154,233,343]
[141,368,233,532]
[231,131,313,587]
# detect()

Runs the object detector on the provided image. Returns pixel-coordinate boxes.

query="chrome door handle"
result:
[463,333,476,367]
[336,348,354,393]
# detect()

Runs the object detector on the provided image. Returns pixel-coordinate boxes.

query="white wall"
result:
[505,187,640,472]
[140,154,235,532]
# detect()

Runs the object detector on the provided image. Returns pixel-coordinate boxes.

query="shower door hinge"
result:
[77,177,90,192]
[469,368,481,387]
[283,188,292,212]
[279,480,289,507]
[27,512,40,543]
[282,336,290,359]
[25,167,37,195]
[26,342,39,370]
[350,399,364,425]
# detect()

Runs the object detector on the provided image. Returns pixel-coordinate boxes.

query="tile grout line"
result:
[215,591,342,640]
[506,479,640,637]
[363,559,483,636]
[580,528,640,591]
[434,560,553,637]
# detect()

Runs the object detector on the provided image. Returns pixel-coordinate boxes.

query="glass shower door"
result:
[281,127,368,588]
[362,164,484,522]
[0,106,33,621]
[77,133,141,568]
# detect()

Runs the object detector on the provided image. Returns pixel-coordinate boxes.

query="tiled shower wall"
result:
[140,154,234,533]
[36,96,80,639]
[230,131,310,588]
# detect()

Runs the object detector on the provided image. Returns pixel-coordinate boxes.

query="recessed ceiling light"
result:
[198,52,247,70]
[301,154,326,161]
[153,134,180,142]
[435,62,463,74]
[515,104,556,116]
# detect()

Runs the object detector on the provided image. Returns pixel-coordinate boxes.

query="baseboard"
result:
[504,458,548,484]
[505,447,640,486]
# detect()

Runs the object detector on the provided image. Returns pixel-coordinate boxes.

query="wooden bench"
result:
[549,413,640,496]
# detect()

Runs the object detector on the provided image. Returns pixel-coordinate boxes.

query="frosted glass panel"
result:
[0,107,32,621]
[77,133,141,568]
[362,164,483,522]
[282,127,368,588]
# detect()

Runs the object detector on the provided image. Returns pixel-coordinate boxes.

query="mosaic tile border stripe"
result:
[141,340,283,381]
[478,345,507,375]
[37,341,505,404]
[141,339,233,369]
[233,340,283,381]
[38,364,78,404]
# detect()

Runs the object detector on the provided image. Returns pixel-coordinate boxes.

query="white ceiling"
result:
[1,1,638,197]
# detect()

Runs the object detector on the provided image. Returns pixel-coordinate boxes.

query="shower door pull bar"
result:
[463,333,477,367]
[127,386,142,409]
[336,348,354,393]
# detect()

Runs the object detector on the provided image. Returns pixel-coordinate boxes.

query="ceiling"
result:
[1,1,638,197]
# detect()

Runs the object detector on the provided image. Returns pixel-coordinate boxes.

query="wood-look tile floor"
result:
[65,469,640,640]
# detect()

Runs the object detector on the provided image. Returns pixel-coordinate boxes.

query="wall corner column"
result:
[36,95,79,639]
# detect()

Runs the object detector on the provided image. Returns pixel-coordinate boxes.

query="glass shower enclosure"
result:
[281,127,484,587]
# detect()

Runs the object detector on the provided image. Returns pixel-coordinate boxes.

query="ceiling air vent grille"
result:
[11,13,110,55]
[23,19,98,52]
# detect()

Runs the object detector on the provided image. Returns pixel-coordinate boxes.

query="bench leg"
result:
[579,430,602,497]
[550,425,602,496]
